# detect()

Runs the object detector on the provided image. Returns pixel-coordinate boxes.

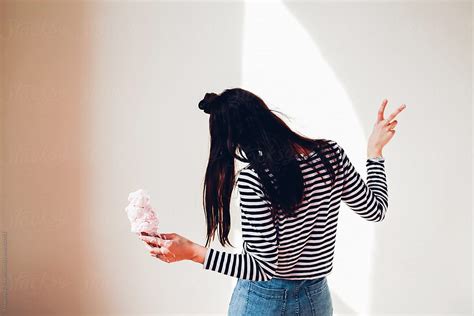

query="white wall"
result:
[1,1,471,315]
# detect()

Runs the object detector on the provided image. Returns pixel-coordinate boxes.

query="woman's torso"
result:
[243,141,343,280]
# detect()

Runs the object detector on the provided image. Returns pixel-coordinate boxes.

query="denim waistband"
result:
[238,276,326,292]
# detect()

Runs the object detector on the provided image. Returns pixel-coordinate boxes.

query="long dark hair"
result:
[199,88,337,247]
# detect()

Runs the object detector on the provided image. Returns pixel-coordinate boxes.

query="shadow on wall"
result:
[2,2,90,315]
[2,1,247,315]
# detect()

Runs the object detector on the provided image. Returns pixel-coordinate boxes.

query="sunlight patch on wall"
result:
[235,1,375,313]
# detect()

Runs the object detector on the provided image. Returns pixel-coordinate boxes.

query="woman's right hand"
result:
[367,99,407,158]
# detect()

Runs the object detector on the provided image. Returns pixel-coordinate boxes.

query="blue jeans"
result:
[228,276,333,315]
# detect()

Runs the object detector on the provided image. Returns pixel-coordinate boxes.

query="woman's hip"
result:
[228,277,333,316]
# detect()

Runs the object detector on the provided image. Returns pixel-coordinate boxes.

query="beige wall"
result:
[2,2,88,315]
[1,2,244,315]
[0,1,472,315]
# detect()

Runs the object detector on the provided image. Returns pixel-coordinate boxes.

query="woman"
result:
[140,88,406,315]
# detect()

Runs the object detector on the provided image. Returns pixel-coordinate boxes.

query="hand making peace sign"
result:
[367,99,407,157]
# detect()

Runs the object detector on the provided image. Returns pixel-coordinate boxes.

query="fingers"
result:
[140,231,162,237]
[158,233,176,240]
[150,246,175,257]
[150,247,167,255]
[386,104,407,122]
[377,99,388,122]
[387,120,398,130]
[139,235,165,247]
[152,253,173,263]
[139,233,179,263]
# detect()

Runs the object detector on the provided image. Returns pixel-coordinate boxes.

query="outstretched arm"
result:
[140,168,279,281]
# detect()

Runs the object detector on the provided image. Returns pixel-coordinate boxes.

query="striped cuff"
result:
[367,157,385,164]
[202,247,213,270]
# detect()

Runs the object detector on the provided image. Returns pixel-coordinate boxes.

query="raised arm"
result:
[337,99,406,221]
[202,168,279,281]
[338,143,388,222]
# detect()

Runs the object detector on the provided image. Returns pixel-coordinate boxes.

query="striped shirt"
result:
[202,139,388,280]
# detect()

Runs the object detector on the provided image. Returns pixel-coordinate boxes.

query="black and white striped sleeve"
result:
[202,168,279,281]
[338,143,389,222]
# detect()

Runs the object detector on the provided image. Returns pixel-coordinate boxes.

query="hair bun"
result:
[198,92,220,114]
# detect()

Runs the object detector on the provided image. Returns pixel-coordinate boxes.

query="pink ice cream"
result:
[125,189,159,236]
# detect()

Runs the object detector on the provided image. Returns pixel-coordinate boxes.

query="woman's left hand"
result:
[139,232,207,264]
